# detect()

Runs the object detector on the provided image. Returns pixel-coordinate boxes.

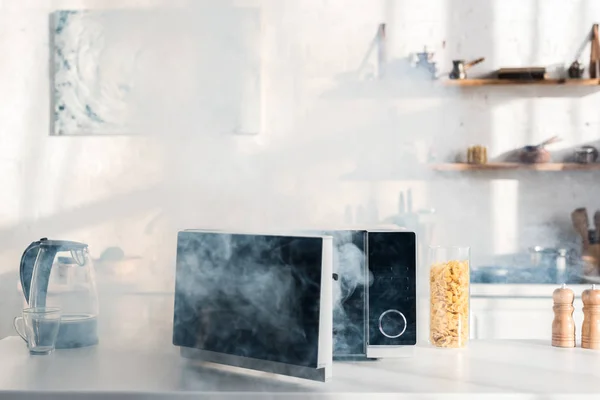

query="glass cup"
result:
[13,307,61,355]
[429,246,470,348]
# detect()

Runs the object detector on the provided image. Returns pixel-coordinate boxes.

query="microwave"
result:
[172,229,417,381]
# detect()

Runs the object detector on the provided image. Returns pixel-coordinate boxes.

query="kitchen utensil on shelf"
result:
[582,284,600,349]
[449,60,466,80]
[574,146,599,163]
[13,307,61,355]
[552,284,576,348]
[583,247,600,276]
[429,246,470,348]
[20,238,99,349]
[449,58,485,80]
[498,67,546,80]
[568,60,585,78]
[589,230,598,245]
[466,58,485,69]
[585,214,600,278]
[590,24,600,78]
[414,47,437,79]
[520,136,561,164]
[398,192,406,214]
[377,23,386,78]
[594,211,600,244]
[572,208,590,249]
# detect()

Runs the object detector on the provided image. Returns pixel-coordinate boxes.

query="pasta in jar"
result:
[429,258,470,348]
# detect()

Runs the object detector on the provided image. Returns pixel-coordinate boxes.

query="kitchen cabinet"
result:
[471,297,583,340]
[470,284,587,340]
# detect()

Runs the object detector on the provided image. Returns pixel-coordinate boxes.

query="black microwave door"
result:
[367,231,417,346]
[173,232,324,368]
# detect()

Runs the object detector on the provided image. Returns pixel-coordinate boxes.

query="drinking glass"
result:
[13,307,61,355]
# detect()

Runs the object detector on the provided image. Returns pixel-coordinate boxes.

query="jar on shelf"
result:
[467,145,488,164]
[429,246,470,348]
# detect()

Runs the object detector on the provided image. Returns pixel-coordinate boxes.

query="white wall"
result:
[1,0,600,339]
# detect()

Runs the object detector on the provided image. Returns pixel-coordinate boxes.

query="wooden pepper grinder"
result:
[552,284,576,348]
[582,284,600,349]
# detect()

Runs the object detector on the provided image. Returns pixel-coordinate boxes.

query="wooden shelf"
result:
[431,163,600,171]
[443,79,600,86]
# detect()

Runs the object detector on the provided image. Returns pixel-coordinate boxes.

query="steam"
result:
[177,234,303,334]
[43,1,438,356]
[173,232,326,367]
[173,228,375,364]
[6,0,593,364]
[333,241,365,307]
[331,232,369,356]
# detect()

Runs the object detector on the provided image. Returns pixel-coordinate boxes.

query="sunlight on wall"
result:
[491,179,519,255]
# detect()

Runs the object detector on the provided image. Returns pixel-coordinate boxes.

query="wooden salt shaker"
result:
[582,284,600,349]
[552,284,576,348]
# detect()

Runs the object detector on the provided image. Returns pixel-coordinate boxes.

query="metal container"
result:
[520,146,551,164]
[449,60,467,80]
[574,146,598,164]
[568,60,585,79]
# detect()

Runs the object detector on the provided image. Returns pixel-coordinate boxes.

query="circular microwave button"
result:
[378,309,407,339]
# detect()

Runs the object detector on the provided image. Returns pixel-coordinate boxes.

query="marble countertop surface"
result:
[0,336,599,399]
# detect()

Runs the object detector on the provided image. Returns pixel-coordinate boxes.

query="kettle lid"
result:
[36,238,88,251]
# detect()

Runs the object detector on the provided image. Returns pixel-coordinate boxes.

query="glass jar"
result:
[429,246,470,348]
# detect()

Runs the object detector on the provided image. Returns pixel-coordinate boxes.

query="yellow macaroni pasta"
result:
[430,260,470,348]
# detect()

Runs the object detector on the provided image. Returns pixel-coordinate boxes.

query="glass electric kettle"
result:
[20,238,99,349]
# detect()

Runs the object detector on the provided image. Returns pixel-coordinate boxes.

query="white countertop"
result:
[1,337,600,399]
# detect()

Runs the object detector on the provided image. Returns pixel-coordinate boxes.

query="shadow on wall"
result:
[0,185,163,253]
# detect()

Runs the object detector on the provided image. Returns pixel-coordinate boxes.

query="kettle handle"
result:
[19,241,44,304]
[19,238,59,306]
